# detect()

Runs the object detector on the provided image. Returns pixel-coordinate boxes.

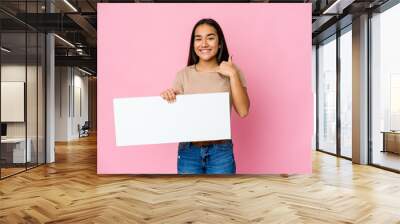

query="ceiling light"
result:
[63,0,78,12]
[54,34,75,48]
[322,0,354,15]
[1,47,11,53]
[78,67,93,76]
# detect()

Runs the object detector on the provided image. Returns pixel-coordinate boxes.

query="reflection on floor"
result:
[341,148,352,158]
[0,163,39,178]
[0,167,25,178]
[373,150,400,171]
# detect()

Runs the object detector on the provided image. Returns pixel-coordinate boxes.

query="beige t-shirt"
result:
[172,65,247,96]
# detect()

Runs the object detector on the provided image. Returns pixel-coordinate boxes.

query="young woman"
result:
[161,18,250,174]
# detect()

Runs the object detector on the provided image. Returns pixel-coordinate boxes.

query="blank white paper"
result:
[113,92,231,146]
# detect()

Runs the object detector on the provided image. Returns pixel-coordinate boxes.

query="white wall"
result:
[1,65,26,133]
[55,67,69,141]
[1,65,42,137]
[1,64,46,163]
[55,67,89,141]
[72,73,89,138]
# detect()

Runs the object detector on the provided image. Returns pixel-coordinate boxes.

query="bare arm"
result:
[217,56,250,118]
[230,72,250,117]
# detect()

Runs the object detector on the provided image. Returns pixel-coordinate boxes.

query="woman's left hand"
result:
[216,56,238,78]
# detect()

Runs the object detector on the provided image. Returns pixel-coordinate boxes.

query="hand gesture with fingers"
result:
[216,56,238,78]
[160,88,180,103]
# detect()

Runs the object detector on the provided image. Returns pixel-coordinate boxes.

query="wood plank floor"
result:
[1,134,400,224]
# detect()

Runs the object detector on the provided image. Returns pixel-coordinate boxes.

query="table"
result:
[1,138,32,164]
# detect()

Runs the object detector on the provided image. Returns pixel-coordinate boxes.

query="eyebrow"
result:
[194,33,217,38]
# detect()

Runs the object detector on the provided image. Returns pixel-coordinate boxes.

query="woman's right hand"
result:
[160,88,180,103]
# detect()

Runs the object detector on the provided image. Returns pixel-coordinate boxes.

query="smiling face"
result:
[193,24,220,63]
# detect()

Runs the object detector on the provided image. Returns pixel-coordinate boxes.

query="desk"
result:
[381,131,400,154]
[1,138,32,163]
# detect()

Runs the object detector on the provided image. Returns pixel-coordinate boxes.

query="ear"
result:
[228,55,233,63]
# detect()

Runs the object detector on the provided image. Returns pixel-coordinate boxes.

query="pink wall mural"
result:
[97,3,313,174]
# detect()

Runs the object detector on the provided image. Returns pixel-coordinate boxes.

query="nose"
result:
[201,39,208,47]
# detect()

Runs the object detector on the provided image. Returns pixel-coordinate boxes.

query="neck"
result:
[196,59,218,71]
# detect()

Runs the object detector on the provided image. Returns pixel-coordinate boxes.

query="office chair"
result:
[79,121,90,138]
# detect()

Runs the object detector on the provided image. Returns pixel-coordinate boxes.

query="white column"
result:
[352,14,369,164]
[46,1,55,163]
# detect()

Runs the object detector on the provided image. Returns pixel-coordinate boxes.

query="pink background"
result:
[97,3,312,174]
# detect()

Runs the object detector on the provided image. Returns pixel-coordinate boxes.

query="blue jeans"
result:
[177,140,236,174]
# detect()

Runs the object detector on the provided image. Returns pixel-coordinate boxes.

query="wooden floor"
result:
[1,134,400,224]
[0,167,26,178]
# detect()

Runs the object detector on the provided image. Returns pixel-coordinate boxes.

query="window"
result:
[340,28,352,158]
[317,36,337,154]
[371,3,400,171]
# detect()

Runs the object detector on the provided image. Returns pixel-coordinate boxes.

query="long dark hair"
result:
[187,18,229,66]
